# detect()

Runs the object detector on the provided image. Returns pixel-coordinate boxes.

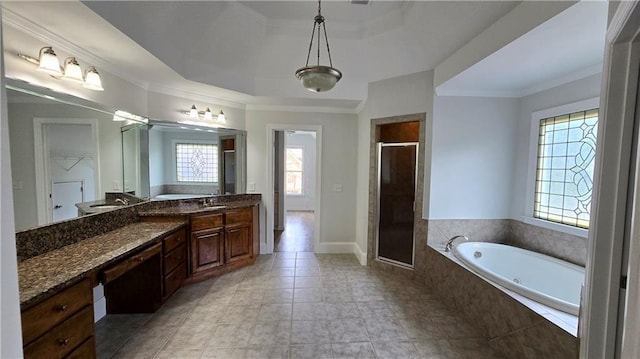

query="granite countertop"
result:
[75,199,127,215]
[18,220,186,309]
[137,199,259,217]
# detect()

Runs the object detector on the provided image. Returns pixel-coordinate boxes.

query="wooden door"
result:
[190,228,224,273]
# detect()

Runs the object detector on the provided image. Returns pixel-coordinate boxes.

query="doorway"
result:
[273,130,317,252]
[34,119,100,225]
[266,125,322,254]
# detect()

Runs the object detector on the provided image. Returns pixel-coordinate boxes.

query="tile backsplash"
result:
[427,218,587,266]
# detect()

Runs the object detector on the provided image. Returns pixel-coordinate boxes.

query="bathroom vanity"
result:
[16,194,260,358]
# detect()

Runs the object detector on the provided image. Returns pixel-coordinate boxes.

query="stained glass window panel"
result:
[176,143,218,182]
[534,108,598,229]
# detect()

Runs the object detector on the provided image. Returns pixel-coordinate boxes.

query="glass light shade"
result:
[295,66,342,92]
[37,47,63,76]
[217,111,225,123]
[62,57,84,83]
[204,108,213,120]
[83,67,104,91]
[189,105,198,118]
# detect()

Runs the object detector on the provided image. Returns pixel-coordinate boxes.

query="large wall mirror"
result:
[7,80,247,232]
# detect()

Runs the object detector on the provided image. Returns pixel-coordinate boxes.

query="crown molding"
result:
[246,103,359,115]
[1,6,150,91]
[146,83,248,110]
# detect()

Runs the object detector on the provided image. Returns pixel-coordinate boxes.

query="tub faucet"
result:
[445,235,469,252]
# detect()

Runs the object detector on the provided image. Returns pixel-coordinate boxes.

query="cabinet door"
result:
[191,228,224,273]
[225,224,252,264]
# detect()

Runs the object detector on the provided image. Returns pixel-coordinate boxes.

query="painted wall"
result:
[429,96,519,219]
[285,132,316,212]
[7,102,123,231]
[355,71,434,261]
[1,17,24,355]
[509,73,602,221]
[246,110,358,252]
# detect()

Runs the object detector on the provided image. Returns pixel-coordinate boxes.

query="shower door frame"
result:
[375,141,419,269]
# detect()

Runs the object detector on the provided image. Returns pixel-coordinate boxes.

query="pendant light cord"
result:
[303,0,334,68]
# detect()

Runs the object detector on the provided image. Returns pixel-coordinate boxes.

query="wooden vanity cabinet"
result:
[188,205,259,281]
[224,208,253,264]
[21,278,95,359]
[163,228,187,300]
[190,213,225,275]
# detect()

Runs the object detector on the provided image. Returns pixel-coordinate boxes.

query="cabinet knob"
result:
[56,305,68,312]
[58,338,69,346]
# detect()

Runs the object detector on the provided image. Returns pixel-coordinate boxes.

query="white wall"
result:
[355,71,434,262]
[246,110,358,252]
[429,96,519,219]
[149,127,165,188]
[1,15,24,355]
[510,73,602,221]
[8,102,122,231]
[285,132,316,211]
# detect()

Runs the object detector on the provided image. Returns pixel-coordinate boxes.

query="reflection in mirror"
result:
[7,82,128,231]
[121,123,150,198]
[147,122,246,200]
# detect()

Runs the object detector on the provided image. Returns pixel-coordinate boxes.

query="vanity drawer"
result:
[164,262,187,298]
[102,243,162,284]
[164,243,186,274]
[191,213,223,231]
[22,279,92,345]
[64,336,95,359]
[23,306,94,359]
[225,207,252,226]
[164,229,186,253]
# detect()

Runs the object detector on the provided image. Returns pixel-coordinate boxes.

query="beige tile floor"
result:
[96,253,504,359]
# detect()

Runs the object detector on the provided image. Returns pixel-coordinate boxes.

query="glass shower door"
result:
[376,143,418,267]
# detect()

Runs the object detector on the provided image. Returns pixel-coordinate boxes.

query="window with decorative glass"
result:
[534,108,598,228]
[286,147,303,195]
[175,143,218,183]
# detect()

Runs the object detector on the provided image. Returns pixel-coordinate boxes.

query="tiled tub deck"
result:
[425,245,579,359]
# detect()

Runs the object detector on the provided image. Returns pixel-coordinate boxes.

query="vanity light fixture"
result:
[17,46,104,91]
[183,106,227,123]
[204,107,213,121]
[295,0,342,92]
[36,47,63,76]
[189,105,199,118]
[61,57,84,84]
[83,67,104,91]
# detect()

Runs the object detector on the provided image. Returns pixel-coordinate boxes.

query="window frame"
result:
[172,140,219,184]
[285,146,304,196]
[524,97,599,238]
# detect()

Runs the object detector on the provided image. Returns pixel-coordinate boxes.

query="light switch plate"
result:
[248,182,256,191]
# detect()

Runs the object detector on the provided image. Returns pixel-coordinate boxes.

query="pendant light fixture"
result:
[295,0,342,92]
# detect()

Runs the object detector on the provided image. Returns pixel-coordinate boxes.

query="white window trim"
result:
[524,97,600,238]
[172,139,219,184]
[285,145,304,196]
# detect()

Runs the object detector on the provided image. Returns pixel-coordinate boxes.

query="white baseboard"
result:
[316,242,355,254]
[353,242,367,266]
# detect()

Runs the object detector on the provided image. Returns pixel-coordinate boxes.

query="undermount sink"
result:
[89,204,123,209]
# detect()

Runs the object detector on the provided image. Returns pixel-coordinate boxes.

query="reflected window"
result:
[534,108,598,228]
[286,147,303,195]
[176,143,218,183]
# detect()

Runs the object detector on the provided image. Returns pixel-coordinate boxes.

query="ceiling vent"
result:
[350,0,370,5]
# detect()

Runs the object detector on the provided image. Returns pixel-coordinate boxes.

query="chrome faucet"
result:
[115,198,129,206]
[444,235,469,252]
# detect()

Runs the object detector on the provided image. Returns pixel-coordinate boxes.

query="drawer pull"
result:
[56,305,68,312]
[134,256,145,262]
[58,338,69,346]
